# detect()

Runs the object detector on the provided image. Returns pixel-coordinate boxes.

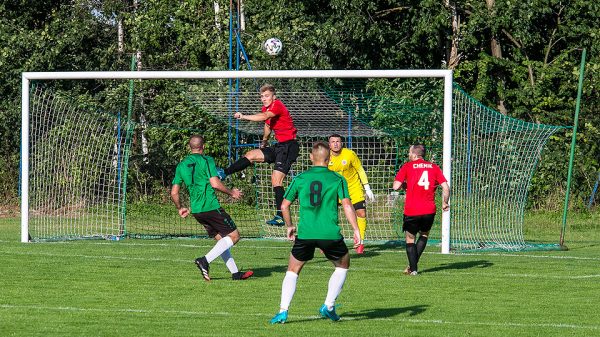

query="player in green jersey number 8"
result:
[270,142,360,324]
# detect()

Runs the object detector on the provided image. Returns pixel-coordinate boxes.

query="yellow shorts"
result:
[348,183,365,204]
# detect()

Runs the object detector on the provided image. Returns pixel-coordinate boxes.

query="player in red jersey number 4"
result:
[393,144,450,276]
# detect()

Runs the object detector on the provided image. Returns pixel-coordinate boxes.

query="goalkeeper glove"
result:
[364,184,375,202]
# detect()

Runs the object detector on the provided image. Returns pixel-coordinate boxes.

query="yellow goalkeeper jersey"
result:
[328,148,368,203]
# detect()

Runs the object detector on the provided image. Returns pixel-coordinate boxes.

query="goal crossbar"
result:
[21,70,453,253]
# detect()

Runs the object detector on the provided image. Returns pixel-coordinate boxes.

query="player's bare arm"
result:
[261,123,271,148]
[392,180,406,191]
[280,199,296,241]
[234,110,276,121]
[209,176,243,200]
[341,198,360,248]
[441,181,450,211]
[170,184,189,218]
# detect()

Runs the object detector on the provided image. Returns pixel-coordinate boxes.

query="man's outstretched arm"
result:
[210,177,242,200]
[234,110,275,122]
[341,198,360,248]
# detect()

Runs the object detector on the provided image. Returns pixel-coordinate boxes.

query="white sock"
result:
[324,267,348,309]
[220,249,238,274]
[279,271,298,312]
[205,236,234,263]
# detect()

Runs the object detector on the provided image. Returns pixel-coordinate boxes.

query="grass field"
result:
[1,212,599,337]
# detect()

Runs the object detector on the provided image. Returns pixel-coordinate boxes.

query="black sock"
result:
[406,243,418,272]
[225,157,251,175]
[416,236,428,262]
[274,186,284,217]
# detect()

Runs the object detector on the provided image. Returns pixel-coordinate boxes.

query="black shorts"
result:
[291,237,349,262]
[192,208,237,238]
[261,140,300,175]
[353,200,366,211]
[403,214,435,236]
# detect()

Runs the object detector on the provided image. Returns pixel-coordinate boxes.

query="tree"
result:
[1,0,598,209]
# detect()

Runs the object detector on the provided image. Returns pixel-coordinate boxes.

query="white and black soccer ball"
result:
[264,38,283,56]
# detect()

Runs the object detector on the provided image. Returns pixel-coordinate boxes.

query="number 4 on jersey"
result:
[417,171,430,190]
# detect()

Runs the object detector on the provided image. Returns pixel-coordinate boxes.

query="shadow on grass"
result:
[351,249,382,258]
[286,305,428,324]
[369,240,407,251]
[249,265,289,278]
[564,241,600,250]
[343,305,428,319]
[420,260,493,274]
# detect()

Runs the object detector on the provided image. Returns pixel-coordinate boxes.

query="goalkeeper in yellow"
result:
[328,134,375,254]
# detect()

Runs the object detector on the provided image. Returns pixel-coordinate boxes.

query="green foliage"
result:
[1,0,598,210]
[452,0,600,210]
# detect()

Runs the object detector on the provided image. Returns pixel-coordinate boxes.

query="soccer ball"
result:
[264,38,283,56]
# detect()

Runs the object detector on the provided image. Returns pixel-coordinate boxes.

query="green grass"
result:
[1,213,599,337]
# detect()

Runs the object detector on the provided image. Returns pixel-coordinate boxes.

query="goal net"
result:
[21,71,565,252]
[451,86,566,251]
[25,86,129,241]
[187,78,441,243]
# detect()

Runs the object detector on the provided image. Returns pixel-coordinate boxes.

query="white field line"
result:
[427,271,600,280]
[1,249,599,280]
[3,239,600,261]
[454,251,600,261]
[0,249,192,264]
[0,304,598,331]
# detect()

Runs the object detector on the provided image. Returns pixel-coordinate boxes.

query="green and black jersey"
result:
[284,166,350,240]
[172,154,220,213]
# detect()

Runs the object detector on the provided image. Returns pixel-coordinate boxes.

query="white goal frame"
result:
[21,70,453,253]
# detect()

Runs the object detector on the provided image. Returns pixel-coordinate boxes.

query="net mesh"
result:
[28,86,129,241]
[26,77,566,251]
[187,78,437,242]
[123,125,228,239]
[451,86,565,251]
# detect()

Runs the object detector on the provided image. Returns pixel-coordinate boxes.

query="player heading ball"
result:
[217,84,299,227]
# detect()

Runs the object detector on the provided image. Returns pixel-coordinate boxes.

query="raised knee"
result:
[245,149,263,162]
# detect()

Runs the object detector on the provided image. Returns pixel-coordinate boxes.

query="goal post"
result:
[21,75,30,244]
[21,70,454,251]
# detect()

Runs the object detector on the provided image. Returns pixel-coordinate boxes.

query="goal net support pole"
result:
[21,70,453,253]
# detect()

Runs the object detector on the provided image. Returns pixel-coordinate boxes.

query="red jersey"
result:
[395,158,447,216]
[262,99,297,142]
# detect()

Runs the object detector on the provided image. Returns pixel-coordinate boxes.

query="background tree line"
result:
[1,0,598,210]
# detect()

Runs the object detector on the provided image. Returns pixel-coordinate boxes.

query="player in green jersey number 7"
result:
[171,135,253,282]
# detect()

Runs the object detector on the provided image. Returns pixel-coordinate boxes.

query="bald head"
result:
[310,141,330,166]
[189,135,205,153]
[409,144,426,160]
